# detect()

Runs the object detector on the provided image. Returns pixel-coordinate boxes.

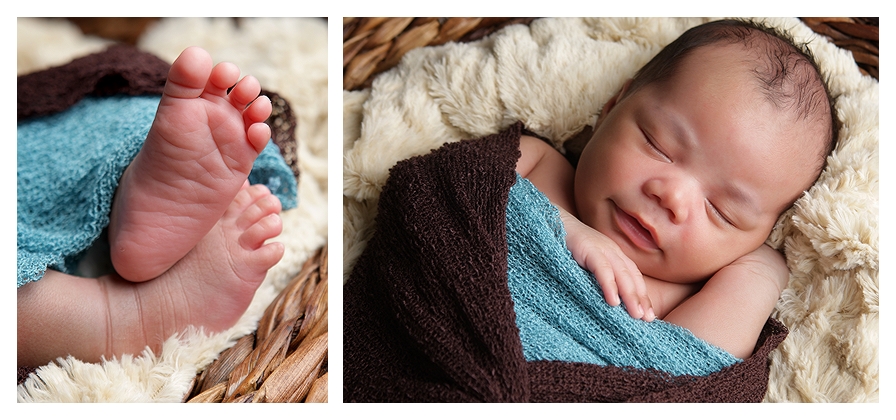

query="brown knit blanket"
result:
[343,123,788,402]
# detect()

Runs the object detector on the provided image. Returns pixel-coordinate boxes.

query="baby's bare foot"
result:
[107,184,284,355]
[109,46,273,282]
[17,184,282,366]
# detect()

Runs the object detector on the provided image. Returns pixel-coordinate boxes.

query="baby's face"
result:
[574,44,822,283]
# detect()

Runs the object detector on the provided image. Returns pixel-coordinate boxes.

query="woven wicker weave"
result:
[343,17,878,91]
[183,245,328,403]
[343,17,536,91]
[799,17,879,79]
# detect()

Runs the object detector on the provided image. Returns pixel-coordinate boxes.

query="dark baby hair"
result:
[626,19,840,177]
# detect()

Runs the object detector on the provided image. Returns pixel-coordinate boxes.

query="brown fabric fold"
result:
[17,44,169,121]
[342,122,788,402]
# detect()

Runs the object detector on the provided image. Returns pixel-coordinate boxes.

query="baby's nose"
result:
[643,178,693,224]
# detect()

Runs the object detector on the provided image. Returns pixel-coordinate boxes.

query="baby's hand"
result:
[558,209,655,321]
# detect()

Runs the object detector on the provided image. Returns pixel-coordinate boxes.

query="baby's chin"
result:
[627,255,713,285]
[649,272,710,284]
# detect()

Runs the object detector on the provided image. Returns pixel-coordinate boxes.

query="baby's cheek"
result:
[669,226,710,262]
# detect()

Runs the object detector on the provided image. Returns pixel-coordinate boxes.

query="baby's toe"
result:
[249,242,285,273]
[236,193,282,230]
[229,184,272,214]
[229,75,262,109]
[204,61,241,98]
[239,213,283,250]
[246,122,272,153]
[164,46,213,99]
[244,95,272,124]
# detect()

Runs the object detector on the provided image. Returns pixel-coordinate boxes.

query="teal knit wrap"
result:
[505,175,739,376]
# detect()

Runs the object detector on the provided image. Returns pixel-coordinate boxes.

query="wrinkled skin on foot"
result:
[109,46,273,282]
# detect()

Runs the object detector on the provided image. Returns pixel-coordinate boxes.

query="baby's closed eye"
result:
[641,128,672,163]
[706,199,735,226]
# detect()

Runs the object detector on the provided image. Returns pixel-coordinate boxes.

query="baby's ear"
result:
[603,78,633,115]
[595,79,632,129]
[564,78,632,165]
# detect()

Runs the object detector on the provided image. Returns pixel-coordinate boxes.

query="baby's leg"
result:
[18,184,283,366]
[109,46,273,282]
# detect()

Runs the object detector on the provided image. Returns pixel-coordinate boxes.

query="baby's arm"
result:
[517,135,655,321]
[661,244,789,359]
[515,135,577,212]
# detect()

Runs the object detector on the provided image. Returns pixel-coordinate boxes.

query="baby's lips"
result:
[614,204,661,251]
[633,214,661,249]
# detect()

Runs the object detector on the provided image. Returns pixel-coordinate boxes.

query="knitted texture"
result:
[344,123,787,402]
[17,44,169,121]
[248,140,298,210]
[17,95,297,287]
[344,125,527,402]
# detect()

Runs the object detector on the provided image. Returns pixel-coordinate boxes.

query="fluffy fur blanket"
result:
[343,17,878,402]
[17,17,328,402]
[343,124,788,402]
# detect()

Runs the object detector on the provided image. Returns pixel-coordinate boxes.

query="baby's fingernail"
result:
[646,308,656,322]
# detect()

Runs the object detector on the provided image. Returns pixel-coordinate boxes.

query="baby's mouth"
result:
[613,204,660,251]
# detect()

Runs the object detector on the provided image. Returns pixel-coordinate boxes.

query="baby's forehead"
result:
[677,42,829,153]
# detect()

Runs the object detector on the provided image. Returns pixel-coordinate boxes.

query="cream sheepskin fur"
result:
[17,17,328,402]
[343,17,878,402]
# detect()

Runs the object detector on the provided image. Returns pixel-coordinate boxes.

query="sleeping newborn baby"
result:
[516,19,837,359]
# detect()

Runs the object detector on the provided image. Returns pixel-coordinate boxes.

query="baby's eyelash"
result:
[708,200,734,226]
[642,131,671,162]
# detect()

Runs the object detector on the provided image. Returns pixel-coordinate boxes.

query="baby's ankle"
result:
[98,273,175,358]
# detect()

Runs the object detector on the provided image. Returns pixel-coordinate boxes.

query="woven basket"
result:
[799,17,879,79]
[183,245,329,403]
[343,17,878,91]
[343,17,536,91]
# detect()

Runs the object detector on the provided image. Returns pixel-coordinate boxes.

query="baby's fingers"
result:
[614,259,655,322]
[591,260,621,307]
[588,252,638,312]
[628,259,653,321]
[616,275,645,320]
[617,275,654,321]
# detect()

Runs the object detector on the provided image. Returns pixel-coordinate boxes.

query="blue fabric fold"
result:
[17,95,297,287]
[505,174,739,376]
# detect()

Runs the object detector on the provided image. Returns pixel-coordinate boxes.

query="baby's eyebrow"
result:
[653,105,696,152]
[671,115,695,151]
